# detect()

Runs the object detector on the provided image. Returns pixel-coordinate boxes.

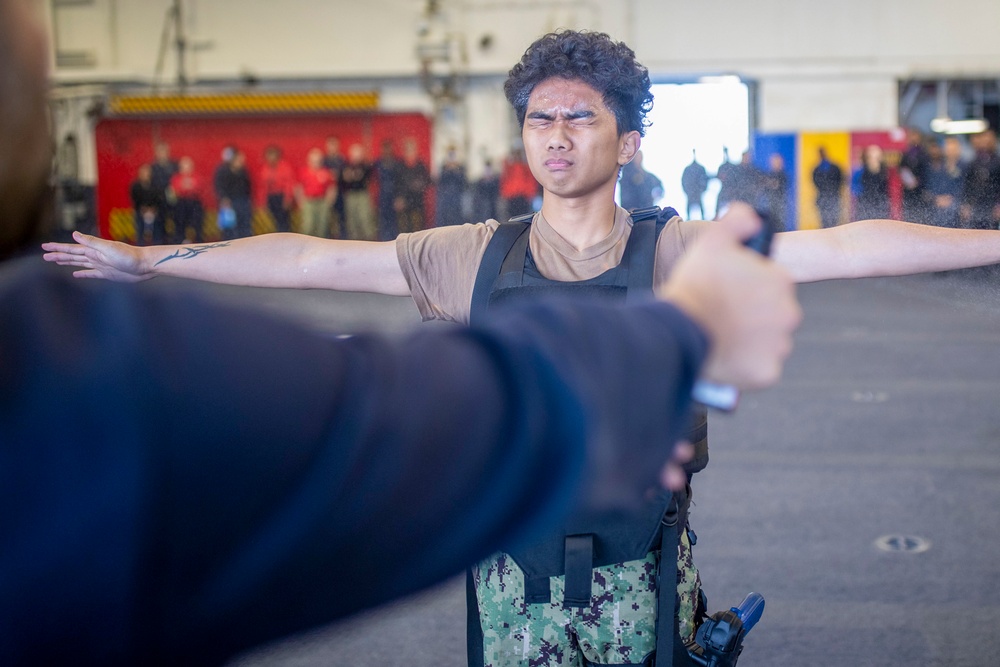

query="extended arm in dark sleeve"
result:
[0,265,707,666]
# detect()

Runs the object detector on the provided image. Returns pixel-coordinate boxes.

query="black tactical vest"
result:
[466,206,706,667]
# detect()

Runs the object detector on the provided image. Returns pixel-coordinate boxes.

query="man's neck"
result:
[540,193,619,251]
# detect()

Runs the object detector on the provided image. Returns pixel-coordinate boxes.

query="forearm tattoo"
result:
[153,242,232,266]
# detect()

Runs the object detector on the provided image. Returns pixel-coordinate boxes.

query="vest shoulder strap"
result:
[623,206,679,303]
[628,206,662,222]
[470,219,531,324]
[629,205,680,222]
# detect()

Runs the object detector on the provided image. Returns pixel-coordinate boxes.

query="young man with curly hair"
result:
[45,29,1000,667]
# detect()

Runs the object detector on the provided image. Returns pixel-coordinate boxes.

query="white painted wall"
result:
[46,0,1000,179]
[47,0,608,81]
[629,0,1000,131]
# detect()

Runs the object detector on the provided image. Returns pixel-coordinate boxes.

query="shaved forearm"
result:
[773,219,1000,283]
[145,233,410,295]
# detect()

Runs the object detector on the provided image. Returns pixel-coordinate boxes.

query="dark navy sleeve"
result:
[0,262,707,666]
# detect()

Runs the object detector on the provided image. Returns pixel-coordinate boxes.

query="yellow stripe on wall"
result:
[110,207,300,242]
[109,91,380,116]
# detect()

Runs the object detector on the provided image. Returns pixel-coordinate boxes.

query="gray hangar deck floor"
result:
[214,269,1000,667]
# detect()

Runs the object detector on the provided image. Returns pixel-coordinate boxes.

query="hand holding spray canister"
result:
[691,207,775,411]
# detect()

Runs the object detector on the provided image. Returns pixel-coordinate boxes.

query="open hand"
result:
[41,232,150,282]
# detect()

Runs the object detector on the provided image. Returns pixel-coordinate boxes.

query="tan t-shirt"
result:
[395,205,704,324]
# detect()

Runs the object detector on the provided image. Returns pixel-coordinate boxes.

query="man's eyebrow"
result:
[526,110,555,120]
[525,108,596,120]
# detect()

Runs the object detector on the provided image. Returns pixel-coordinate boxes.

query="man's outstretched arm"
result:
[41,231,411,295]
[773,219,1000,282]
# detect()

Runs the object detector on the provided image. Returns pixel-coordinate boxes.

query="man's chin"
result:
[540,180,616,203]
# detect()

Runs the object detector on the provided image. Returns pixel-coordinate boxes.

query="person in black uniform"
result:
[474,158,502,222]
[681,150,709,220]
[960,129,1000,230]
[620,149,663,210]
[213,149,253,239]
[812,147,844,228]
[374,139,402,240]
[129,163,166,245]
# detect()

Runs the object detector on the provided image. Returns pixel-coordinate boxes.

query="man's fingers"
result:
[73,270,103,279]
[72,231,106,250]
[660,462,687,491]
[43,252,94,268]
[672,440,695,465]
[41,252,78,264]
[41,244,84,257]
[657,441,695,492]
[713,202,762,242]
[60,258,94,269]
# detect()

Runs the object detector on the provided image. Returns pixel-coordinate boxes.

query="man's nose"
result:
[546,120,571,150]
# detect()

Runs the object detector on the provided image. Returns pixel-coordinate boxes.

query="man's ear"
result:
[619,131,641,166]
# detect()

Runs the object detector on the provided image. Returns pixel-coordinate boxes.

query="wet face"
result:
[521,77,638,203]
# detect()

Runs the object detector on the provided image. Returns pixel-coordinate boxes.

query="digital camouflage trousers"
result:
[472,528,701,667]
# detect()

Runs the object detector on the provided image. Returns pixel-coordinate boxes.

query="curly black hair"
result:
[504,30,654,137]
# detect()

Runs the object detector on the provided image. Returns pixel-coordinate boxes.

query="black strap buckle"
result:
[662,497,680,528]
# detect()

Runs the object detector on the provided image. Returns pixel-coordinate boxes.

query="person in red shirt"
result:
[167,157,204,243]
[499,148,540,218]
[296,148,336,237]
[259,146,296,233]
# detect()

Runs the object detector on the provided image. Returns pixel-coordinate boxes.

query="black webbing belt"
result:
[563,534,595,608]
[656,496,683,667]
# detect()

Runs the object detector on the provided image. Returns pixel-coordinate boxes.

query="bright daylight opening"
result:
[625,81,750,220]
